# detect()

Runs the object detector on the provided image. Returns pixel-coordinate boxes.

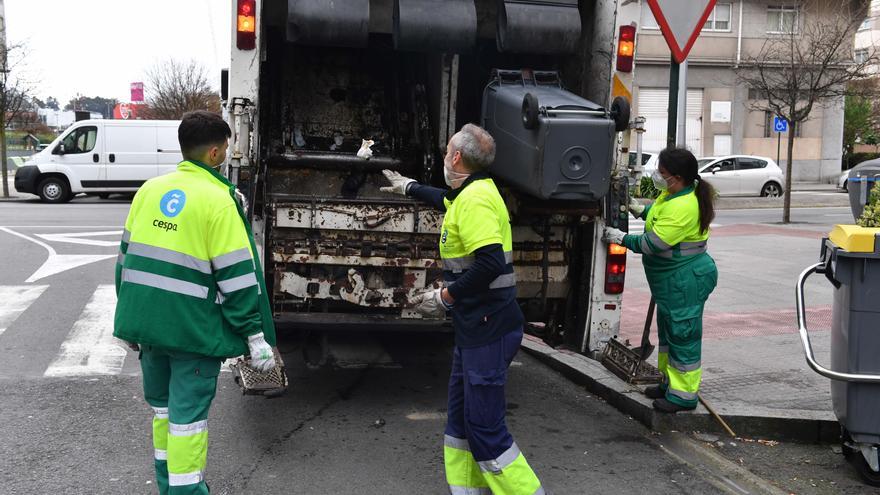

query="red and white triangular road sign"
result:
[646,0,717,63]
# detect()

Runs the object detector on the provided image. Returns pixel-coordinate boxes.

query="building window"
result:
[859,17,871,31]
[767,6,798,34]
[703,3,732,31]
[641,4,660,29]
[764,111,801,138]
[855,48,870,64]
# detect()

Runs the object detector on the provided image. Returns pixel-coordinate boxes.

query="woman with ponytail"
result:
[603,147,718,413]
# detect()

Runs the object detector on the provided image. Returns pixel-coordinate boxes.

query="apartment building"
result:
[633,0,865,182]
[854,0,879,69]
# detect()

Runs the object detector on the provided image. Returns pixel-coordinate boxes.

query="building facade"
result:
[854,0,879,69]
[633,0,864,182]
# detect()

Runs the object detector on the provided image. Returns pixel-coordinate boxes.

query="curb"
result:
[655,432,790,495]
[520,335,840,443]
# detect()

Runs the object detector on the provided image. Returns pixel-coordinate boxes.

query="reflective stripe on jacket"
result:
[623,185,711,279]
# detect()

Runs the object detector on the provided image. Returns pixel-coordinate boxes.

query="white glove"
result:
[629,198,645,218]
[247,333,276,373]
[602,227,626,245]
[410,288,450,317]
[380,169,416,196]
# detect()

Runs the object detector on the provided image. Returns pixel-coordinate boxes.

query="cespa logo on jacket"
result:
[160,189,186,218]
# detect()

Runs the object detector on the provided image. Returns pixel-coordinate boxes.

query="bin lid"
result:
[829,224,880,253]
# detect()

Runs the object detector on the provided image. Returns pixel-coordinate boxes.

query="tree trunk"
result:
[0,110,7,198]
[783,121,796,224]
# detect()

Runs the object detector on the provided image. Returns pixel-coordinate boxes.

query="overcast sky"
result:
[5,0,231,105]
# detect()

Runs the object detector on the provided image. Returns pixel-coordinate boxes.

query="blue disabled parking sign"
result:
[773,116,788,133]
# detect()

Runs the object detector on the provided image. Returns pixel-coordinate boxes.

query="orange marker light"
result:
[237,0,256,50]
[605,242,628,294]
[238,15,255,33]
[616,25,637,73]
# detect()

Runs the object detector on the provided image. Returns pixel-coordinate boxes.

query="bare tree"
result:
[0,42,37,198]
[144,59,221,119]
[736,0,874,223]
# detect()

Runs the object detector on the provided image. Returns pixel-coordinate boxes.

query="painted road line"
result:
[0,227,116,282]
[0,285,49,337]
[36,230,122,247]
[44,285,127,377]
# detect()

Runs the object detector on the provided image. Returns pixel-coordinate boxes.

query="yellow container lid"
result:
[829,225,880,253]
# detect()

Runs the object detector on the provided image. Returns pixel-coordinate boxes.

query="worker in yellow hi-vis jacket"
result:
[604,147,718,413]
[382,124,544,494]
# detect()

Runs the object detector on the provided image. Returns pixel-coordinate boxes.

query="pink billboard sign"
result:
[130,82,144,103]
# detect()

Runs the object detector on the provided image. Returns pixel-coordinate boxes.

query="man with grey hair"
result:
[382,124,544,494]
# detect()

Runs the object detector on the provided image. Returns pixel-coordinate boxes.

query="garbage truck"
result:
[224,0,636,362]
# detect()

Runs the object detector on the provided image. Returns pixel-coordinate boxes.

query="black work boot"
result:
[653,398,696,413]
[644,385,665,399]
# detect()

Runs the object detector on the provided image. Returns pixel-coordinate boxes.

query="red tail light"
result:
[605,243,627,294]
[237,0,256,50]
[616,25,636,73]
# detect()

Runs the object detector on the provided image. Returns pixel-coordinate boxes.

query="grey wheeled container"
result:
[797,231,880,486]
[847,162,880,220]
[480,69,628,202]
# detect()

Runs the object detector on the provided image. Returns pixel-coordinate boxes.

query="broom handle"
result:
[641,297,656,348]
[699,394,737,438]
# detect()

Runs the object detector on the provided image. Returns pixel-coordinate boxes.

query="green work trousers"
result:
[647,254,717,408]
[140,345,222,495]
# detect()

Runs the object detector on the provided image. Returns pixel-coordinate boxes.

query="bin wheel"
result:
[610,96,631,132]
[521,93,539,130]
[851,452,880,487]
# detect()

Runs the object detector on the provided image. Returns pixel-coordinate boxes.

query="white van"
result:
[15,119,182,202]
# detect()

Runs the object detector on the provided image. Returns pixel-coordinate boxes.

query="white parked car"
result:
[14,119,182,203]
[698,155,786,197]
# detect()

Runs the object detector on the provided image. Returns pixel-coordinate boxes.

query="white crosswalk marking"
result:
[44,285,127,377]
[0,285,49,336]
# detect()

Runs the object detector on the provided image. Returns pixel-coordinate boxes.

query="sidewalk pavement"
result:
[716,183,849,210]
[523,219,844,442]
[791,182,841,192]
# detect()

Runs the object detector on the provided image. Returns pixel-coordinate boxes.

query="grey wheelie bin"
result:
[797,225,880,486]
[847,162,880,220]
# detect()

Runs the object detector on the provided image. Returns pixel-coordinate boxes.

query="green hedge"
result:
[844,152,880,170]
[634,175,661,199]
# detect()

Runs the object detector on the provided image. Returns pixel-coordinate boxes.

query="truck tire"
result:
[611,96,631,132]
[38,176,71,203]
[522,93,539,130]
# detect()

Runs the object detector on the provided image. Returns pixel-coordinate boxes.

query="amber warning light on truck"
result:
[605,244,627,294]
[616,25,636,73]
[237,0,256,50]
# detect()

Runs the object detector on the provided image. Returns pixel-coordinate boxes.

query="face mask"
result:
[652,169,670,191]
[443,154,470,188]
